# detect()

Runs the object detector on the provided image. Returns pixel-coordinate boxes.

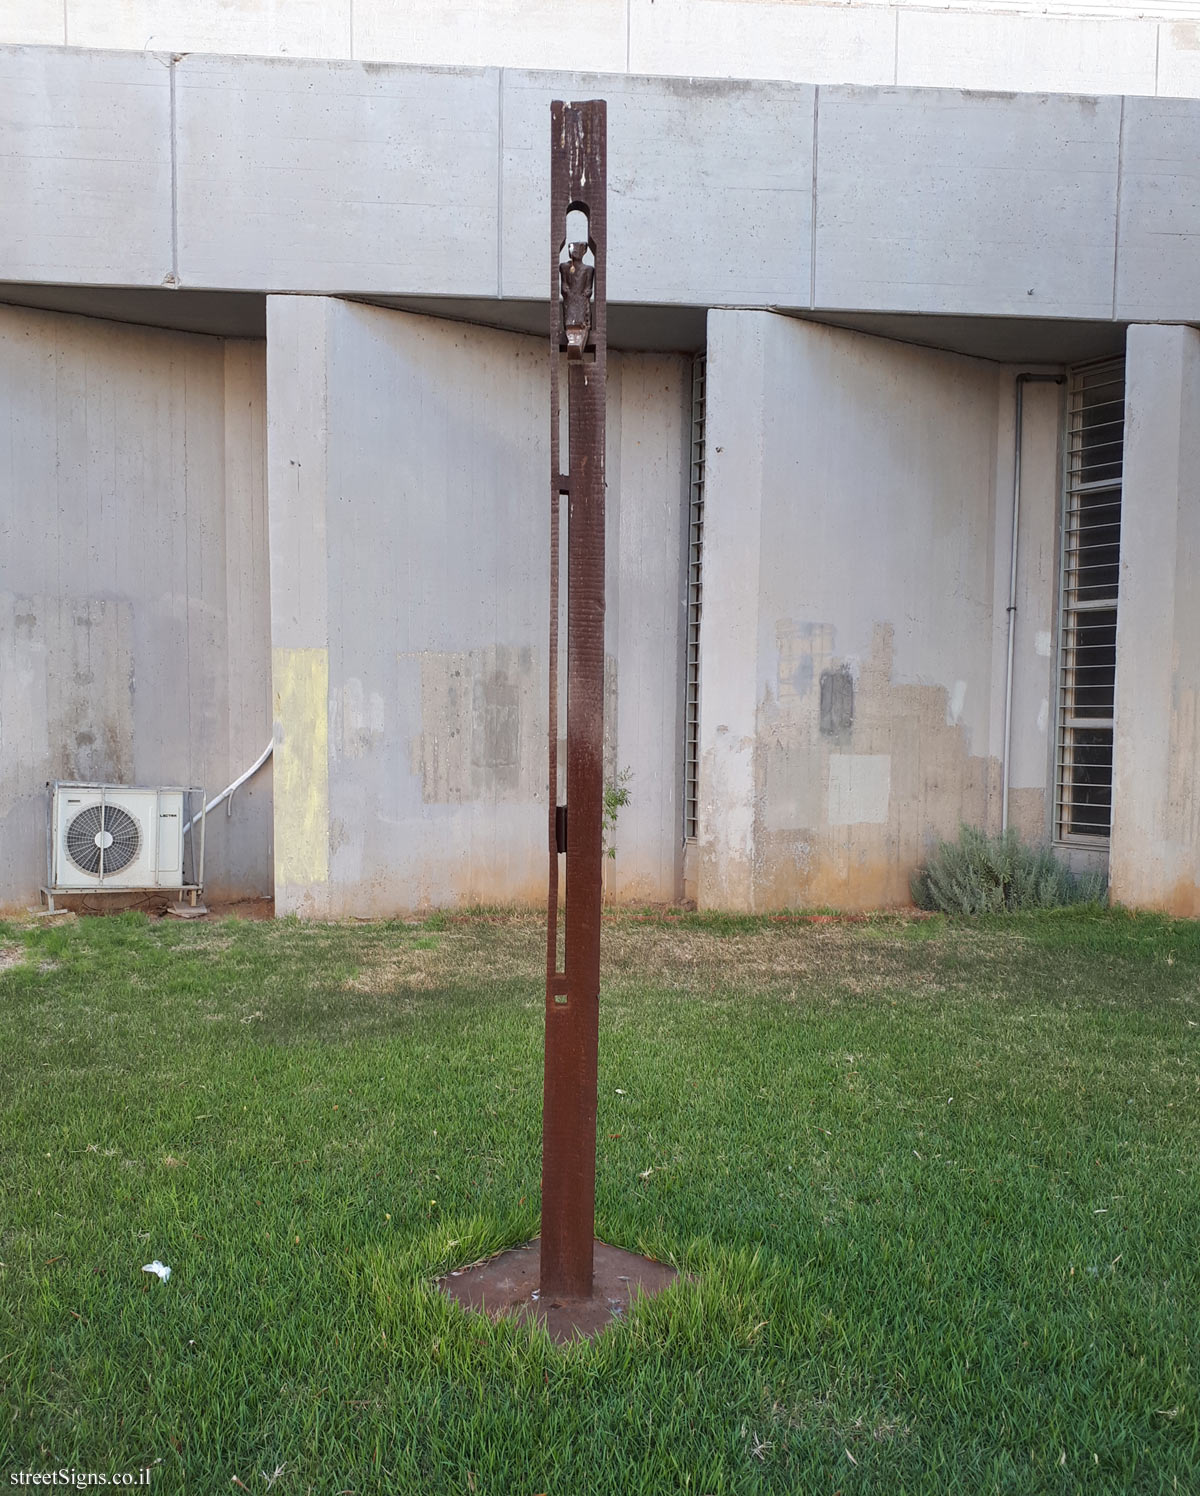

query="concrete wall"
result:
[696,310,1060,910]
[0,47,171,286]
[266,296,687,917]
[1110,323,1200,916]
[1001,378,1064,849]
[0,305,271,908]
[4,2,1200,99]
[6,46,1200,334]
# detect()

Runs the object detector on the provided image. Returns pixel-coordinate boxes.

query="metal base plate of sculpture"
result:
[437,1238,676,1345]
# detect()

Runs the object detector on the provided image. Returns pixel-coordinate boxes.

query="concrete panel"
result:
[266,296,687,915]
[605,354,690,902]
[500,69,814,305]
[323,302,548,914]
[814,87,1121,319]
[629,0,895,87]
[0,305,271,908]
[897,11,1157,97]
[272,646,330,902]
[1110,323,1200,916]
[175,55,500,294]
[0,46,171,285]
[699,311,1037,911]
[219,339,274,893]
[265,295,330,649]
[1114,96,1200,322]
[355,0,626,74]
[1157,21,1200,99]
[694,312,766,912]
[997,378,1062,846]
[0,1,61,45]
[68,0,350,57]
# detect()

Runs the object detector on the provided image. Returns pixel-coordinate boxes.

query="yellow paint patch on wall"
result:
[272,647,329,887]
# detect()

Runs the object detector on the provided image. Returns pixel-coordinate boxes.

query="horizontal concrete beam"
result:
[0,1,1190,102]
[498,69,814,305]
[1115,97,1200,322]
[814,86,1122,320]
[176,55,501,295]
[4,45,1200,324]
[0,47,172,285]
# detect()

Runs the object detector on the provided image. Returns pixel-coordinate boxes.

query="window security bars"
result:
[684,354,705,842]
[1055,358,1124,842]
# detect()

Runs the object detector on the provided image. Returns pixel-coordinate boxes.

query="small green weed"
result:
[601,766,633,860]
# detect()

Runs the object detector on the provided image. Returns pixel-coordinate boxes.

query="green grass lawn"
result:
[0,906,1197,1494]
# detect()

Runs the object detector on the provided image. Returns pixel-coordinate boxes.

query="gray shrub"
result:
[910,825,1107,914]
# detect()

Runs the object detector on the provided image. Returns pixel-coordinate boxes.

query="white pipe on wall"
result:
[182,741,273,835]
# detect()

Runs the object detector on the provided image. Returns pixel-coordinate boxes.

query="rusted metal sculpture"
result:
[542,98,607,1301]
[437,102,677,1339]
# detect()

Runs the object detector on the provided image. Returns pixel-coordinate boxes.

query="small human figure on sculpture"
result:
[560,241,594,359]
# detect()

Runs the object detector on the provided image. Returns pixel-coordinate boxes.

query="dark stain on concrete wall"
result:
[415,644,539,804]
[819,666,854,736]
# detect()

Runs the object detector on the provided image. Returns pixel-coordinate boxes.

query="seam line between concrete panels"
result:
[810,87,819,310]
[169,56,179,286]
[1112,95,1125,322]
[497,68,505,299]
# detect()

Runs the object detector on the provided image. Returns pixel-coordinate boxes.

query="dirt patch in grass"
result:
[204,897,275,921]
[344,944,447,994]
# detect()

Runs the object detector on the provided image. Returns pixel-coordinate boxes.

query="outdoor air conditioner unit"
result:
[45,783,205,907]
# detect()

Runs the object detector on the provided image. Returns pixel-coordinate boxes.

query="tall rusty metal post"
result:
[438,103,671,1338]
[542,99,607,1302]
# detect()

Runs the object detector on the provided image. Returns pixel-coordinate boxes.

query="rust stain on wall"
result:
[1112,874,1200,920]
[1156,879,1200,918]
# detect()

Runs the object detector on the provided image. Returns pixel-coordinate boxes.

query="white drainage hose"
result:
[182,741,273,834]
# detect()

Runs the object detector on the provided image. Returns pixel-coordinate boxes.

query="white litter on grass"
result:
[142,1260,171,1281]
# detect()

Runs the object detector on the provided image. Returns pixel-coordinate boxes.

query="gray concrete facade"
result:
[697,311,1063,910]
[4,46,1200,330]
[0,304,272,907]
[266,297,687,917]
[2,44,1199,916]
[1110,323,1200,916]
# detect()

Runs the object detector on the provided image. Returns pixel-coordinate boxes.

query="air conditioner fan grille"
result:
[65,803,141,876]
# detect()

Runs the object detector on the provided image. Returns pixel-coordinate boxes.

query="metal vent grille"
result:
[684,354,705,842]
[1055,357,1124,841]
[65,803,141,875]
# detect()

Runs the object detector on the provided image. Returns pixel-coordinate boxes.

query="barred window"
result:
[684,354,705,842]
[1055,358,1124,842]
